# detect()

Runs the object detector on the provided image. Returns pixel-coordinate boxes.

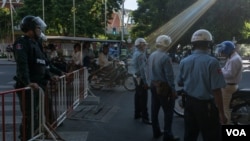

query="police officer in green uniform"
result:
[13,15,50,141]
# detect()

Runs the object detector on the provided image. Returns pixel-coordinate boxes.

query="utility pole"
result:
[105,0,107,38]
[42,0,45,21]
[121,0,124,41]
[10,0,14,43]
[73,0,76,37]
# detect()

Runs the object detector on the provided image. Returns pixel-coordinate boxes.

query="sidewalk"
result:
[0,58,16,65]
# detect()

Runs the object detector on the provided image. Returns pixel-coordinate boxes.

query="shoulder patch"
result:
[217,68,222,74]
[15,43,23,50]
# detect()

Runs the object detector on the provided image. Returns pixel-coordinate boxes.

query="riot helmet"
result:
[20,15,47,39]
[217,41,235,57]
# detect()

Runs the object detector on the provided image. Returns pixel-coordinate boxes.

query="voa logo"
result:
[226,129,246,136]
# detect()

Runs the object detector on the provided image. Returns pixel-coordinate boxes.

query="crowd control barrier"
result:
[45,67,89,128]
[0,67,90,141]
[0,87,63,141]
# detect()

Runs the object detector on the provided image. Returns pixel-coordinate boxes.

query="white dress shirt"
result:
[72,51,82,65]
[98,52,111,68]
[222,52,242,84]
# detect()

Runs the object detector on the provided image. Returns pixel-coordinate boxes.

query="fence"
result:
[0,67,89,141]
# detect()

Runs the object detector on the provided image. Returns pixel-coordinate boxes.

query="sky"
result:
[124,0,138,10]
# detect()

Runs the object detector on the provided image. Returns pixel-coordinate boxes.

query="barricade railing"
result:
[45,67,89,128]
[0,87,63,141]
[0,67,90,140]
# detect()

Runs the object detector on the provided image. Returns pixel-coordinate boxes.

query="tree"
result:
[176,0,250,45]
[131,0,250,47]
[0,8,11,41]
[14,0,123,37]
[131,0,196,38]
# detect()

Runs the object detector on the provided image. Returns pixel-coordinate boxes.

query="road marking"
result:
[0,85,13,89]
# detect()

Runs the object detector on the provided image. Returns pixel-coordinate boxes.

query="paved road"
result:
[0,60,187,141]
[0,58,249,141]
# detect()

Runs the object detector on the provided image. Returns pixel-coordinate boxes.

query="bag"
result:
[153,81,172,96]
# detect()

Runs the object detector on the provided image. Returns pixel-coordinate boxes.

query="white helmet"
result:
[191,29,213,43]
[134,38,147,46]
[156,35,172,48]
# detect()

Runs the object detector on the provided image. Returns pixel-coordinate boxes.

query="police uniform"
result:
[132,47,150,121]
[147,50,176,140]
[178,50,226,141]
[13,35,51,140]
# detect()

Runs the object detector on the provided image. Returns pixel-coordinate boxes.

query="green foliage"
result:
[178,0,250,45]
[14,0,123,37]
[131,0,250,47]
[242,21,250,40]
[239,44,250,57]
[131,0,196,38]
[2,0,250,45]
[0,53,7,58]
[0,8,11,39]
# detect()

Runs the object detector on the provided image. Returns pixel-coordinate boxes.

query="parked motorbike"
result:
[88,60,135,91]
[174,88,250,125]
[174,89,186,117]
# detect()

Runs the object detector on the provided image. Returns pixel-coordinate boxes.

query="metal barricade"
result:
[0,67,90,141]
[0,87,63,141]
[45,67,90,128]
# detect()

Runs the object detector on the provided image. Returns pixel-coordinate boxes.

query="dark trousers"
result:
[17,89,40,141]
[134,79,149,120]
[83,56,91,68]
[150,85,175,139]
[184,95,221,141]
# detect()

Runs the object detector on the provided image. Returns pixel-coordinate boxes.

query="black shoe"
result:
[153,132,163,139]
[142,119,152,125]
[134,115,141,119]
[163,136,180,141]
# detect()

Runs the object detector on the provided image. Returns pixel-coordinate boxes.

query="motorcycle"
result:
[174,88,250,125]
[88,60,135,91]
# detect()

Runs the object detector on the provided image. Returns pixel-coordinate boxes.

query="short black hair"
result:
[74,43,81,49]
[47,43,56,50]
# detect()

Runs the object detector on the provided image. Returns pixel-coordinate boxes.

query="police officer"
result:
[13,15,51,141]
[217,41,242,124]
[131,38,151,124]
[147,35,179,141]
[177,29,227,141]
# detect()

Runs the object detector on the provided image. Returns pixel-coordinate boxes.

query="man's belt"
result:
[227,83,237,85]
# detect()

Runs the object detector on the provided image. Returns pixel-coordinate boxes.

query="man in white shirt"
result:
[98,43,112,68]
[72,43,82,66]
[217,41,243,124]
